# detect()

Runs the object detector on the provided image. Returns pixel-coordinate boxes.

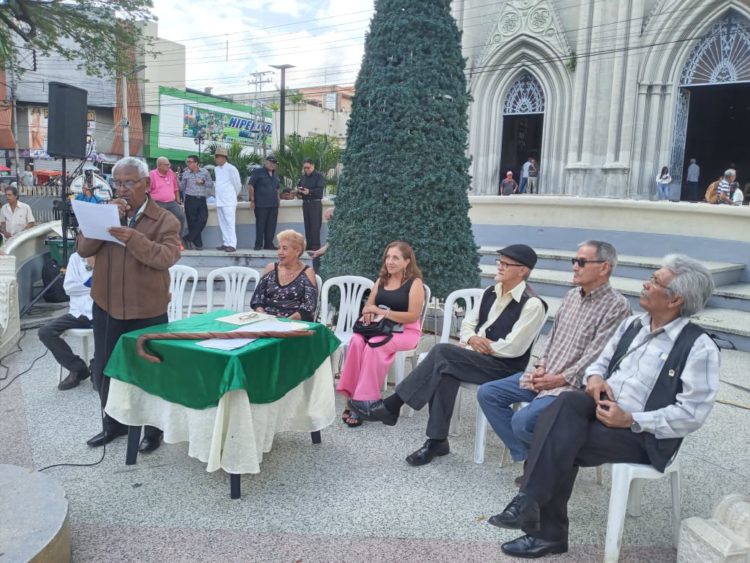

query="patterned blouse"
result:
[250,264,318,321]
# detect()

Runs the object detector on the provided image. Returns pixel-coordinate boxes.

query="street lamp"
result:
[194,130,205,158]
[270,64,295,153]
[120,64,146,158]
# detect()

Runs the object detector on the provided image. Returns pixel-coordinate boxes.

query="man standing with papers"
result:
[77,157,181,453]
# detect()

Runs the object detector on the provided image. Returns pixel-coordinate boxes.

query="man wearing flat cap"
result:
[477,240,630,484]
[248,155,280,250]
[214,146,242,252]
[355,244,548,466]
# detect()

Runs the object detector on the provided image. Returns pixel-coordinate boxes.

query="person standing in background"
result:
[297,159,326,269]
[180,155,213,250]
[149,157,187,241]
[685,158,700,202]
[213,147,241,253]
[248,155,280,251]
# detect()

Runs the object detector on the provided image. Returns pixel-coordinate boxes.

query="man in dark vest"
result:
[354,244,548,466]
[491,254,720,559]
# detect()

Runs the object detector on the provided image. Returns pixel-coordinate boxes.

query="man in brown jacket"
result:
[78,157,181,452]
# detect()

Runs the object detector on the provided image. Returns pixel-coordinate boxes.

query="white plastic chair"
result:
[319,276,374,372]
[389,283,432,394]
[57,328,93,383]
[168,265,198,321]
[206,266,260,313]
[604,457,681,563]
[314,274,323,321]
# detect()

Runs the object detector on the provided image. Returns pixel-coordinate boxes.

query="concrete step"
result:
[480,265,749,312]
[479,247,745,286]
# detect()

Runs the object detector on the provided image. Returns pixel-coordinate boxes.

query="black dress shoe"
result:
[350,402,398,426]
[405,439,450,466]
[501,534,568,558]
[216,245,227,250]
[58,367,91,390]
[86,426,128,448]
[488,493,541,532]
[138,433,162,453]
[194,244,203,251]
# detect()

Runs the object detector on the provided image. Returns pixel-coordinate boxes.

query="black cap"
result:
[266,155,278,163]
[497,244,537,269]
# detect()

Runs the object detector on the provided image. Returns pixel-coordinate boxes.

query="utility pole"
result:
[248,71,273,157]
[120,65,146,158]
[9,64,21,179]
[270,64,294,154]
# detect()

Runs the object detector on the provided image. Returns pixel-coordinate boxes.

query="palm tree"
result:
[274,134,342,193]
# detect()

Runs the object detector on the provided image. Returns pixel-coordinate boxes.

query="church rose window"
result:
[681,13,750,86]
[503,72,545,115]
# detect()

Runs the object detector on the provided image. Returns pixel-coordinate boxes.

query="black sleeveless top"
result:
[375,278,415,312]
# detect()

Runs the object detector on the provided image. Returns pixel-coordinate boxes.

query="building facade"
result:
[455,0,750,198]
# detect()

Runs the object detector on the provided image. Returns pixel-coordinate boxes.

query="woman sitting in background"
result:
[250,229,317,321]
[337,241,426,427]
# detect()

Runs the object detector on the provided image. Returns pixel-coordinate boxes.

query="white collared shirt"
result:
[459,281,546,359]
[63,252,94,320]
[1,201,35,236]
[214,162,242,207]
[584,313,720,439]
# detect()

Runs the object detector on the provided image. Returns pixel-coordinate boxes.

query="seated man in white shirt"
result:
[354,244,548,467]
[38,250,95,390]
[490,254,720,559]
[1,185,35,239]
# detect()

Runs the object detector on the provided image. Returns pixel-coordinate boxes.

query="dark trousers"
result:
[395,343,521,440]
[521,391,650,542]
[685,181,699,202]
[302,199,322,250]
[184,195,208,247]
[92,303,167,437]
[254,206,278,249]
[38,313,92,374]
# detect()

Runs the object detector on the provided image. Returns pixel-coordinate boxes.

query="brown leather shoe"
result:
[58,367,90,391]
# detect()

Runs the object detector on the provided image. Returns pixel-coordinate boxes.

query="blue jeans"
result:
[477,373,556,461]
[518,177,528,194]
[657,183,670,200]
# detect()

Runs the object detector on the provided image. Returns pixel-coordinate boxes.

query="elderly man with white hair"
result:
[490,254,720,559]
[78,157,181,453]
[149,156,187,242]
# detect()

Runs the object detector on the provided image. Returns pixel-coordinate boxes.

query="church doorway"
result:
[683,83,750,197]
[499,72,545,192]
[671,12,750,201]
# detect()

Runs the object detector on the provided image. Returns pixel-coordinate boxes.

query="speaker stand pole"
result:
[61,158,70,266]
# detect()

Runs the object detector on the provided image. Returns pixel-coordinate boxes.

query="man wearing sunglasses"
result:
[355,244,548,467]
[477,241,630,485]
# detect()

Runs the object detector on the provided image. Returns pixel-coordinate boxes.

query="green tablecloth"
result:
[105,310,340,410]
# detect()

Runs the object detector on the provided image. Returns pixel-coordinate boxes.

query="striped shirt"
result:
[180,167,214,198]
[535,283,631,398]
[584,314,720,439]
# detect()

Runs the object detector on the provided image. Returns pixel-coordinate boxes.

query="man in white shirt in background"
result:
[685,158,700,202]
[38,250,95,390]
[1,184,35,239]
[519,157,533,194]
[213,147,242,252]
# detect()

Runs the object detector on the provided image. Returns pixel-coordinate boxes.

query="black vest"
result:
[475,285,548,372]
[605,319,716,472]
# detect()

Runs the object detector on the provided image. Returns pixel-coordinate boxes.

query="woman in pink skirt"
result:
[337,241,426,427]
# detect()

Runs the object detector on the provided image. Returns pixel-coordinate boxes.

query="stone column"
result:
[0,254,20,357]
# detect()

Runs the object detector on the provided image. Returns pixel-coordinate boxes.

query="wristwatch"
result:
[630,419,642,433]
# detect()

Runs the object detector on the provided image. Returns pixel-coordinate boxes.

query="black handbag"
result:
[352,316,400,348]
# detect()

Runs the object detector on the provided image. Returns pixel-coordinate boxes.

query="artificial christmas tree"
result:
[320,0,480,298]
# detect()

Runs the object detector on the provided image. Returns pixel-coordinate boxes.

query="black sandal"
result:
[341,409,351,423]
[343,411,362,427]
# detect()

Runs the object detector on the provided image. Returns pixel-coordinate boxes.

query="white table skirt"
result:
[106,362,336,475]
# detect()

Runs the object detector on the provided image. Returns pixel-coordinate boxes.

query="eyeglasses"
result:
[496,259,525,268]
[113,178,144,190]
[647,274,670,290]
[571,258,606,267]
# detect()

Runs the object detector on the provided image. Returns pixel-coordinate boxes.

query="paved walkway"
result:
[2,331,748,562]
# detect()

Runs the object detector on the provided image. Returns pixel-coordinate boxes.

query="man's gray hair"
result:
[724,168,736,179]
[156,156,170,165]
[112,157,149,179]
[663,254,714,317]
[579,240,618,271]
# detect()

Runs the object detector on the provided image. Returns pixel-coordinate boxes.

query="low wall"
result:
[201,196,750,280]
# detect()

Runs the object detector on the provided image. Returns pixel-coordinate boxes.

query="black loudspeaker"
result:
[47,82,88,158]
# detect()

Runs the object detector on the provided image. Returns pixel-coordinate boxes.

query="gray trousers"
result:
[155,200,187,237]
[395,343,522,440]
[38,313,92,374]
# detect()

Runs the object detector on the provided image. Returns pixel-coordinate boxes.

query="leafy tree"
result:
[320,0,479,298]
[201,140,262,189]
[274,133,341,190]
[0,0,155,77]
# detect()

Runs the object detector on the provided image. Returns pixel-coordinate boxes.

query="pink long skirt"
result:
[336,320,422,401]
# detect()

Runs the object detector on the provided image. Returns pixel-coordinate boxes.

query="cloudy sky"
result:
[150,0,375,96]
